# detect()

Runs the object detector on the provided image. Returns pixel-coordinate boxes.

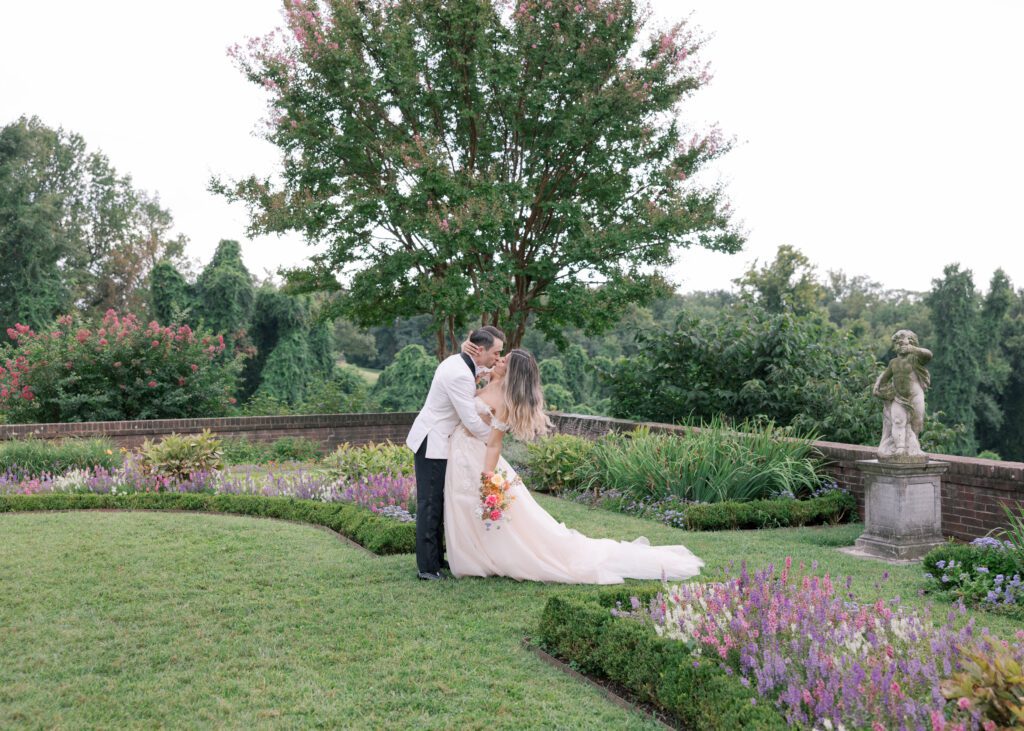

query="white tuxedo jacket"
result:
[406,353,493,459]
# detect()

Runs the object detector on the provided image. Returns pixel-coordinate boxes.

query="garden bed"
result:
[540,559,1024,730]
[522,427,858,533]
[538,588,788,730]
[566,488,856,531]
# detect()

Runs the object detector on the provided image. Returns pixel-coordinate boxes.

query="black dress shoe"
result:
[417,571,443,581]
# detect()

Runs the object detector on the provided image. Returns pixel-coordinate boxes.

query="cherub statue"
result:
[873,329,932,463]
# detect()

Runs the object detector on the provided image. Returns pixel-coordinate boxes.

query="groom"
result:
[406,326,505,580]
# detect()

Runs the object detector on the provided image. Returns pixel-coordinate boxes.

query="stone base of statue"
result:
[852,459,949,561]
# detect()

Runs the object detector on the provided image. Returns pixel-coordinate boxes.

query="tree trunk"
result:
[509,317,527,351]
[434,327,446,362]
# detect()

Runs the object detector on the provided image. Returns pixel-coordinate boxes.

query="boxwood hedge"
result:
[0,493,416,555]
[537,588,788,729]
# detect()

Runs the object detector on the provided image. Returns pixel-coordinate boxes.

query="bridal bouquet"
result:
[479,469,518,529]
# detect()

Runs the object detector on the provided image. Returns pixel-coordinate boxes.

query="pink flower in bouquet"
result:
[490,509,502,521]
[485,494,498,507]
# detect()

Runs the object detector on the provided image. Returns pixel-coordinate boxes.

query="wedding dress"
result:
[442,398,704,584]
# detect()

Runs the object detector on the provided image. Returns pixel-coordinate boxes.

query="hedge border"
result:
[568,489,856,532]
[521,638,676,730]
[0,493,416,556]
[537,588,789,730]
[677,490,857,531]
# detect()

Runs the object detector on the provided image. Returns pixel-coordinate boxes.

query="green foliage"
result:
[137,430,224,481]
[920,411,970,455]
[267,436,322,463]
[321,442,413,481]
[356,315,435,370]
[255,329,313,405]
[524,434,595,493]
[333,318,379,366]
[672,491,856,531]
[941,644,1024,729]
[984,276,1024,461]
[295,365,371,414]
[236,391,296,417]
[537,346,610,412]
[0,117,187,326]
[0,118,71,329]
[219,436,323,465]
[149,260,195,325]
[244,286,341,406]
[0,492,415,555]
[195,240,254,344]
[307,320,335,379]
[976,269,1015,453]
[371,344,436,412]
[538,358,568,388]
[0,437,121,476]
[609,302,881,446]
[221,0,742,353]
[560,344,590,403]
[580,422,825,503]
[538,595,788,730]
[998,503,1024,575]
[220,436,272,465]
[0,310,242,423]
[977,450,1003,461]
[734,244,826,316]
[926,264,982,455]
[542,383,575,412]
[244,285,301,396]
[923,544,1020,585]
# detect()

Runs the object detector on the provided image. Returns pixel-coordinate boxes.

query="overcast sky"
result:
[2,1,1021,295]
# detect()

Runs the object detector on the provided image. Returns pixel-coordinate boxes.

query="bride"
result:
[444,348,703,584]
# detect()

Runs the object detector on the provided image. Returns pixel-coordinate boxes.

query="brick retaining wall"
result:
[550,413,1024,542]
[0,413,418,452]
[2,411,1021,541]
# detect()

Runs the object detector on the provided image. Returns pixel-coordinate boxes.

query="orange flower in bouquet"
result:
[479,469,519,529]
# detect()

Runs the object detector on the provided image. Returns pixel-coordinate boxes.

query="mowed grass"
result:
[352,366,381,385]
[2,496,1020,729]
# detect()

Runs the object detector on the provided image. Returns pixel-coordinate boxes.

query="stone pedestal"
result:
[854,459,949,561]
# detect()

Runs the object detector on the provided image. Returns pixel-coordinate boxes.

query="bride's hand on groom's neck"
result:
[461,336,482,361]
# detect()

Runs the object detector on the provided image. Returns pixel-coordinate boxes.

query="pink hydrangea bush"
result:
[0,310,242,422]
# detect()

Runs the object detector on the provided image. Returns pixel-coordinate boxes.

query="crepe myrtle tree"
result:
[216,0,742,358]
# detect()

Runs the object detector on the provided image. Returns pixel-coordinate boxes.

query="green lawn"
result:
[352,366,381,385]
[1,496,1019,729]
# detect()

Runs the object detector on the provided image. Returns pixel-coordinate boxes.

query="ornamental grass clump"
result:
[0,437,122,476]
[581,420,823,503]
[617,558,1024,730]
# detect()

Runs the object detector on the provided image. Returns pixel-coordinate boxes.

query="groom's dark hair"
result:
[469,325,506,349]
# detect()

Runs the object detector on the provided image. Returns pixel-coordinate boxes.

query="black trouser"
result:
[414,437,447,574]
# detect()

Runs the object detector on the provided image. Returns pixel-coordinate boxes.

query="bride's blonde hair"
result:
[502,349,552,441]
